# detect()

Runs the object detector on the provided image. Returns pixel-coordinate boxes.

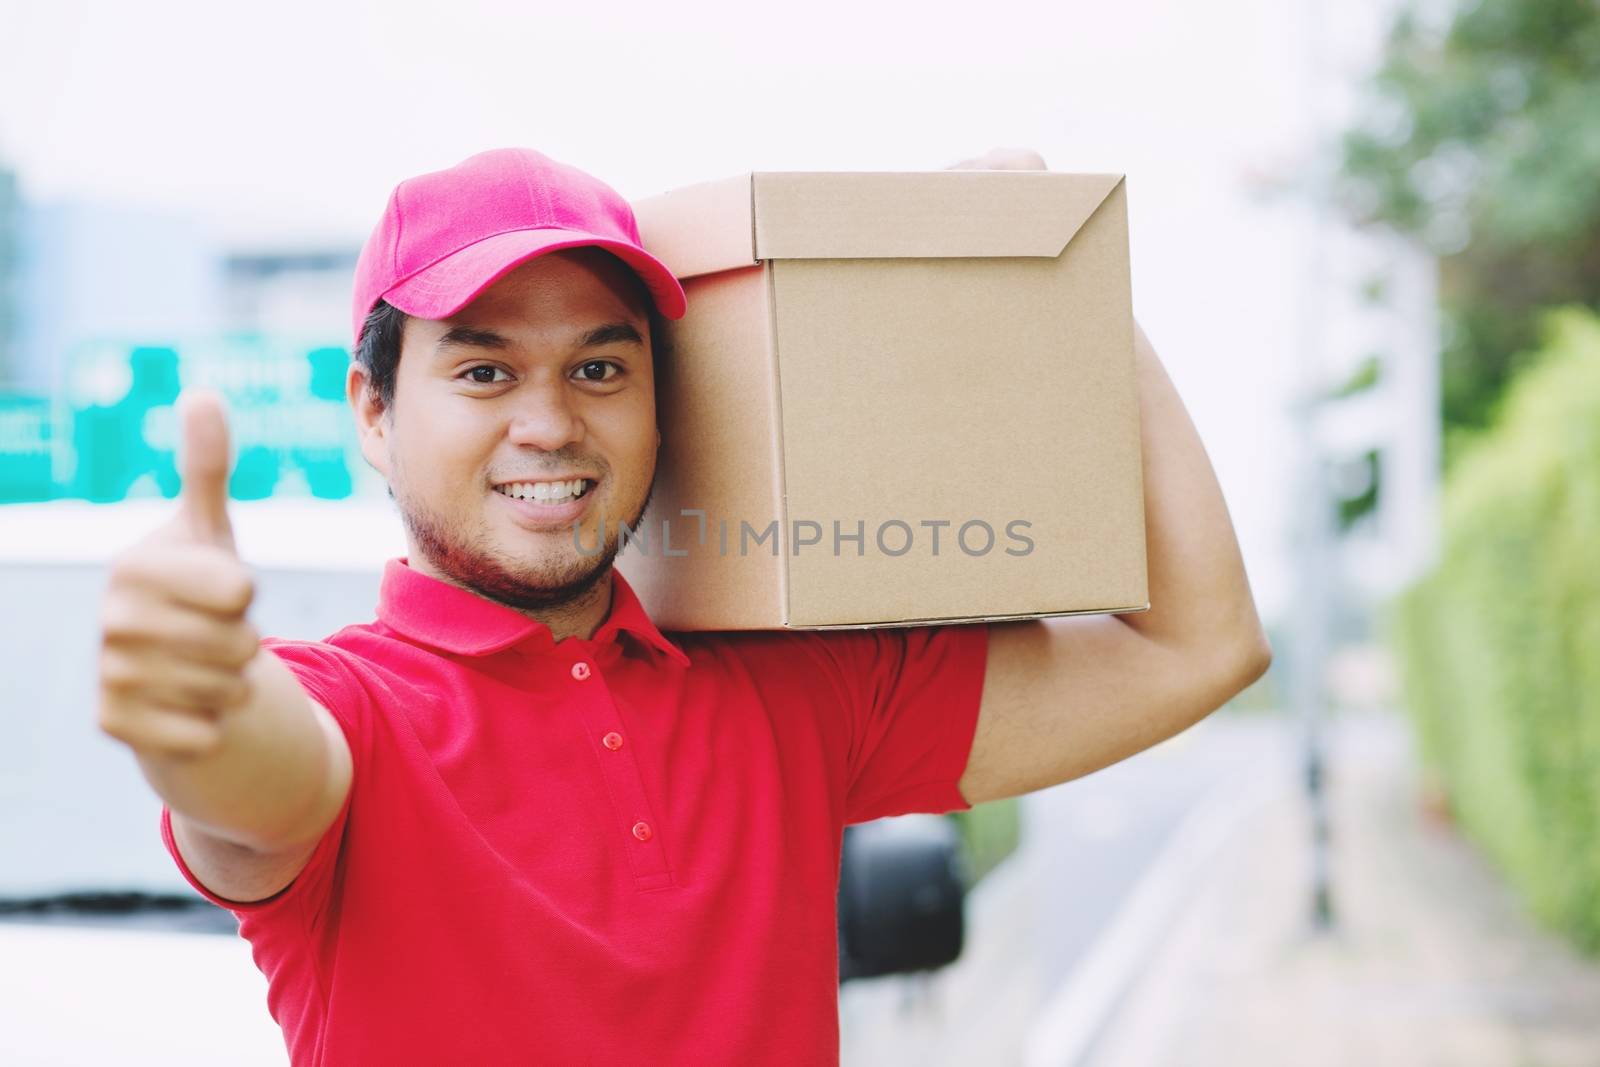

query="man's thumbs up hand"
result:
[97,389,260,759]
[178,390,237,552]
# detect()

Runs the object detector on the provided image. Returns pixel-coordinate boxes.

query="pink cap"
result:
[350,148,687,346]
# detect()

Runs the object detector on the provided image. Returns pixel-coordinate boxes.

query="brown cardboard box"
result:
[615,170,1147,630]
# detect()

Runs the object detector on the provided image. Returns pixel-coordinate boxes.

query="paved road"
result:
[1090,709,1600,1067]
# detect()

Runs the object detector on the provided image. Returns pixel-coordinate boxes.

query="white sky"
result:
[0,0,1408,627]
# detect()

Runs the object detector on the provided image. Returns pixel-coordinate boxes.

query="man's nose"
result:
[506,381,585,452]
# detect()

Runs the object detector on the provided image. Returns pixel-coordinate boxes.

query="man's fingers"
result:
[101,596,261,669]
[98,699,226,759]
[100,647,252,713]
[109,541,255,617]
[178,389,236,549]
[945,147,1049,171]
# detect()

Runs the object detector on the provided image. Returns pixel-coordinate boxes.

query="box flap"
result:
[631,173,757,281]
[752,171,1124,260]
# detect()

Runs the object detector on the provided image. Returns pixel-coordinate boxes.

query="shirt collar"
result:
[375,558,690,667]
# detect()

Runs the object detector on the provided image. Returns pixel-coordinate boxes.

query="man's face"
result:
[353,248,659,610]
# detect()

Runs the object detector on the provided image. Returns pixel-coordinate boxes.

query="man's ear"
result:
[347,362,392,478]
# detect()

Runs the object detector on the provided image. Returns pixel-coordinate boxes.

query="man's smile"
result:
[492,478,596,504]
[490,477,602,530]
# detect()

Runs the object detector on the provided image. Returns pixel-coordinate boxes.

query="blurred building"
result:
[0,183,367,503]
[221,247,357,340]
[11,198,223,394]
[0,168,19,385]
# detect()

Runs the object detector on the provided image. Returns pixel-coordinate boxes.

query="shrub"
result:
[1387,307,1600,953]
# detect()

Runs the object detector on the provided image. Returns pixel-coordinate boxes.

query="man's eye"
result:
[573,360,620,383]
[462,366,511,385]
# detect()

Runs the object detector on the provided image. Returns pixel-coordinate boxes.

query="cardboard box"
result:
[616,170,1148,630]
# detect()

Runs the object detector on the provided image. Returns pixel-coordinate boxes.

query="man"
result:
[98,147,1270,1065]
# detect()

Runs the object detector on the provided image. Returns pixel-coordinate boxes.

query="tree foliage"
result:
[1338,0,1600,464]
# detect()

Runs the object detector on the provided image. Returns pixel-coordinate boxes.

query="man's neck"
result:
[406,554,615,642]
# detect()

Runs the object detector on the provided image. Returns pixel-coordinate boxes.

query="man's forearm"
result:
[1118,320,1270,667]
[135,648,334,854]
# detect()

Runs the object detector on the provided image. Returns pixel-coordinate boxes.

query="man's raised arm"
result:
[947,145,1271,806]
[97,391,352,901]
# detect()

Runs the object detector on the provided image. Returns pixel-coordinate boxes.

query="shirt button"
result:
[631,821,652,842]
[571,661,591,681]
[602,731,623,751]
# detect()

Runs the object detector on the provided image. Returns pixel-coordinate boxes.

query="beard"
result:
[393,476,655,613]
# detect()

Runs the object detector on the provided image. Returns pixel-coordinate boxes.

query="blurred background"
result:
[1,0,1597,1063]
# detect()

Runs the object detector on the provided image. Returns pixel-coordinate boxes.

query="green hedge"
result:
[948,797,1021,887]
[1387,306,1600,955]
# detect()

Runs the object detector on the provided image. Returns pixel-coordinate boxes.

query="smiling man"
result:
[98,147,1271,1066]
[358,246,663,628]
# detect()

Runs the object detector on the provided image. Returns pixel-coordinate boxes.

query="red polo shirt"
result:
[159,559,988,1066]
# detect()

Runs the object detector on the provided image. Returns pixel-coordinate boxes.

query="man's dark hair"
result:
[354,258,671,412]
[354,299,410,410]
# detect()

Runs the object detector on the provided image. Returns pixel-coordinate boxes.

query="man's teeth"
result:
[496,479,592,503]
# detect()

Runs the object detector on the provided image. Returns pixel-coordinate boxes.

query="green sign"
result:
[0,337,374,505]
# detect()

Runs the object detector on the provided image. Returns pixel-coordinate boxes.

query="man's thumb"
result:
[177,389,235,548]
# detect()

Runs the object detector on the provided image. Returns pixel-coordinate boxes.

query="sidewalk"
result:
[1087,708,1600,1067]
